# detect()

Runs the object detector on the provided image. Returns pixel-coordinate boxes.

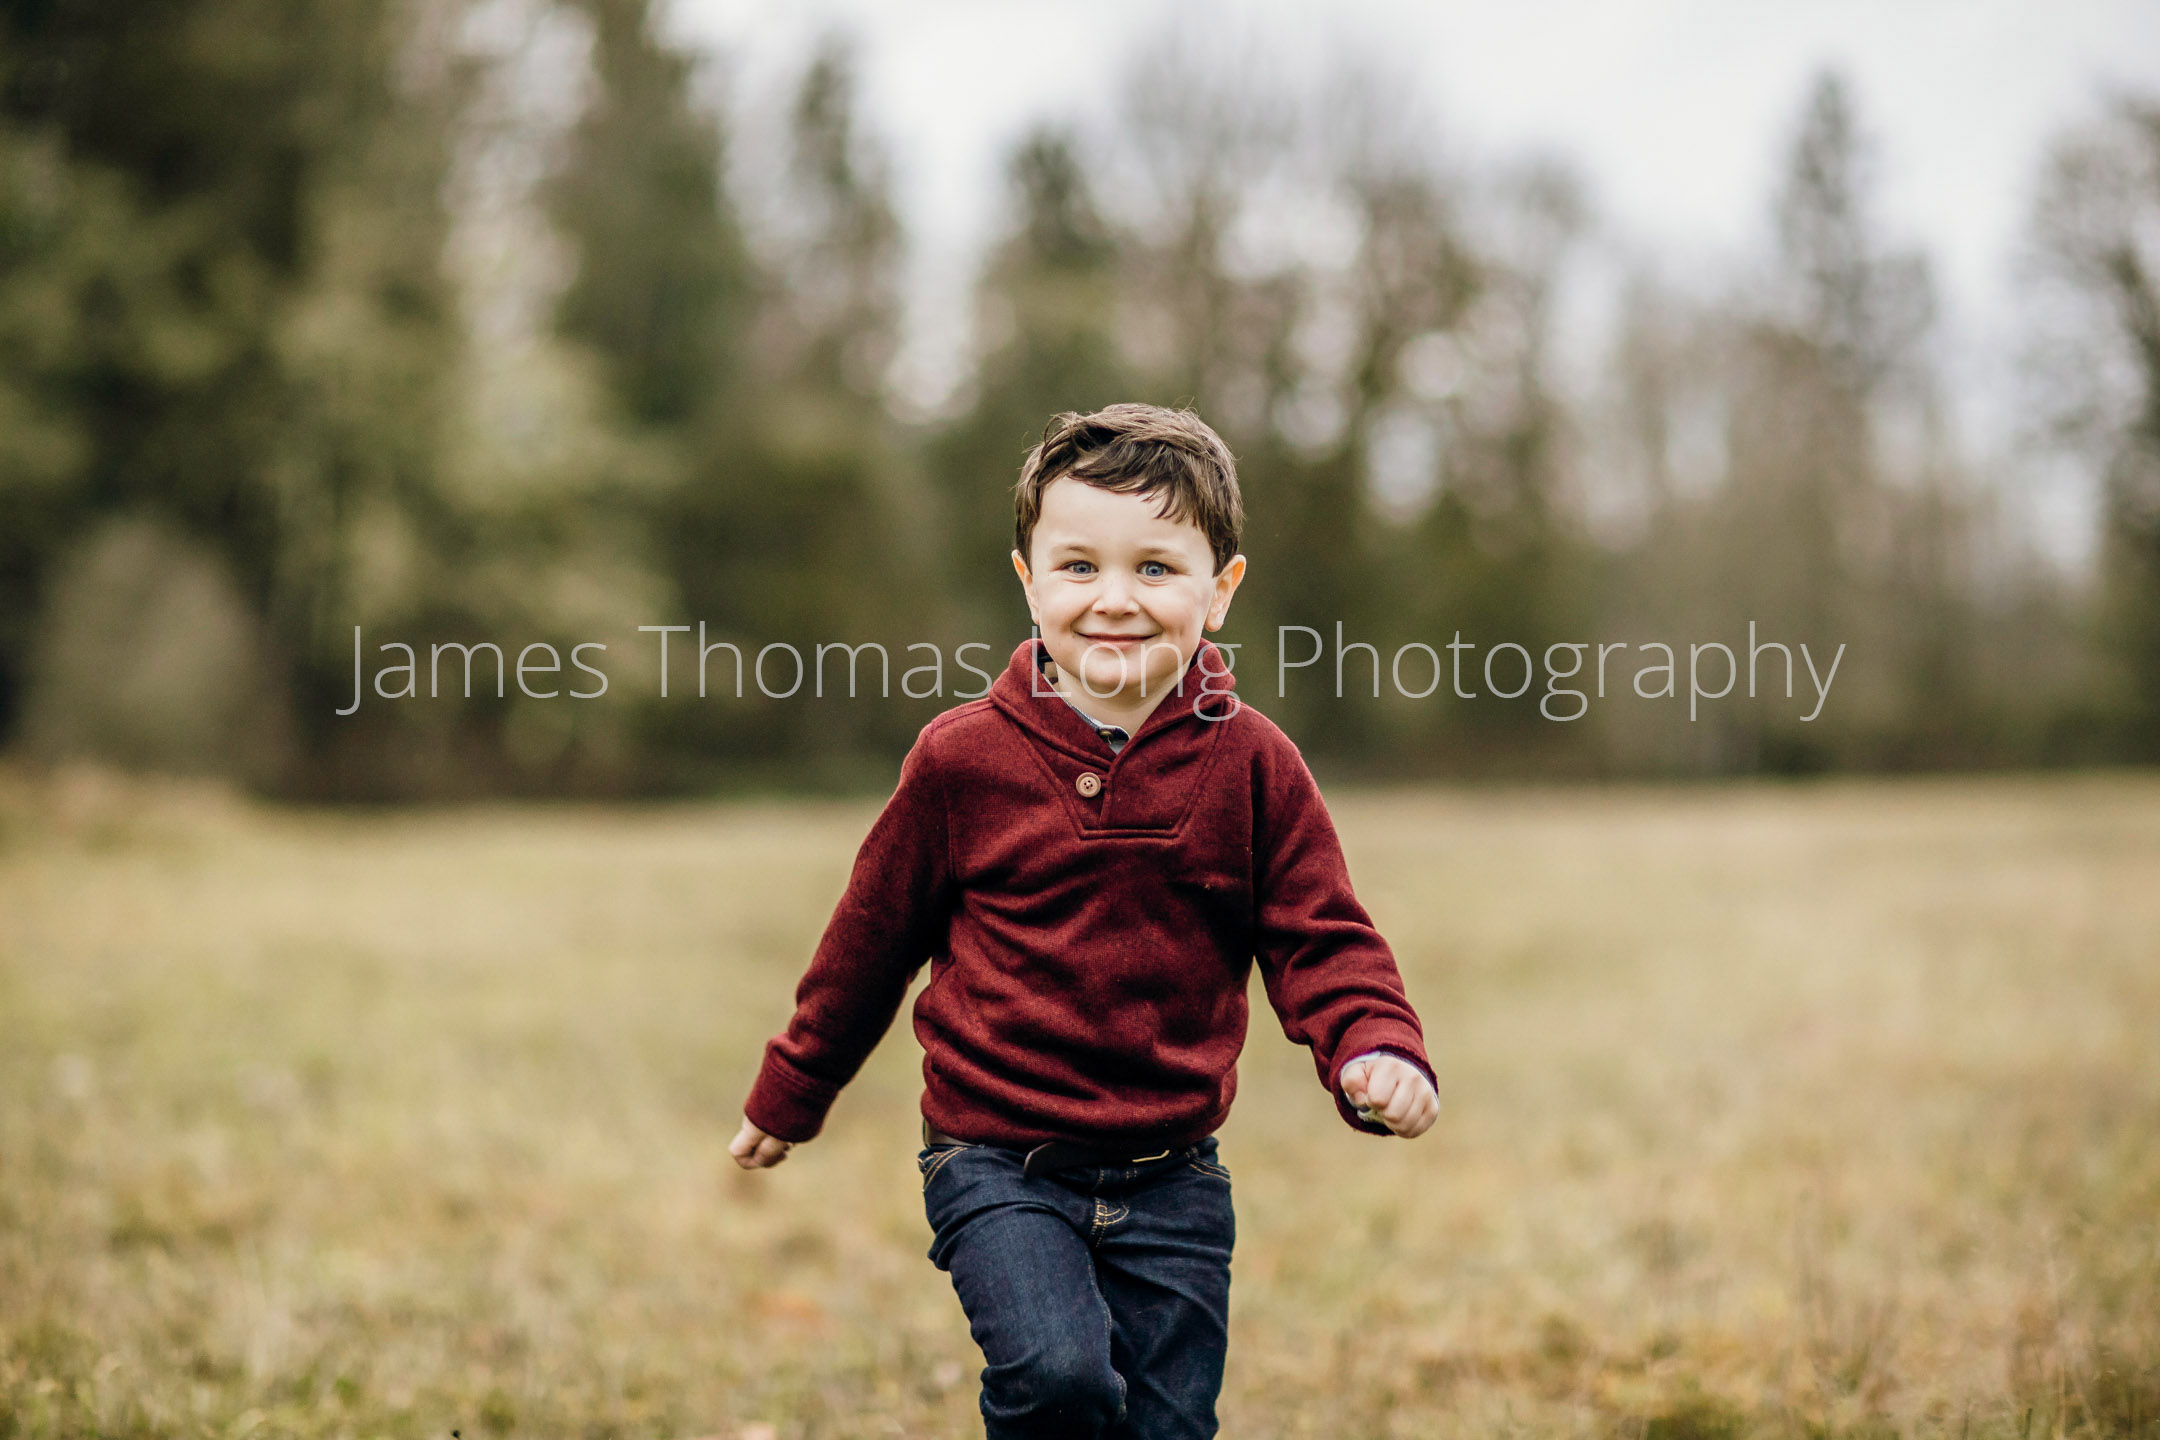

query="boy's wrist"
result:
[1333,1035,1435,1092]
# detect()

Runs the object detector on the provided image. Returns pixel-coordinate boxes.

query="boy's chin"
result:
[1065,662,1134,697]
[1069,660,1186,702]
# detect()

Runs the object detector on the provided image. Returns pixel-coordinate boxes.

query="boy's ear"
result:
[1206,554,1247,631]
[1011,550,1040,626]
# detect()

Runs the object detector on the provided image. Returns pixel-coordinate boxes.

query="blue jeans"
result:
[919,1135,1237,1439]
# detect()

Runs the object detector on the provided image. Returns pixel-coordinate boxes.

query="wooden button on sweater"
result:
[1075,772,1102,797]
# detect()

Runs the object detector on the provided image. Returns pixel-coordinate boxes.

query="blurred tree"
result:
[2030,95,2160,757]
[1114,36,1296,423]
[770,41,902,412]
[1252,63,1584,768]
[1396,159,1588,764]
[1104,44,1338,744]
[1259,95,1481,762]
[0,0,468,781]
[657,38,926,779]
[545,0,748,431]
[1642,72,1968,771]
[1078,39,1591,769]
[1747,73,1977,767]
[1586,72,2063,775]
[21,514,286,777]
[0,93,151,735]
[0,15,2128,793]
[927,127,1132,635]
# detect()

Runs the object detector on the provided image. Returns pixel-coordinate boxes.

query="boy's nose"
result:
[1093,576,1139,612]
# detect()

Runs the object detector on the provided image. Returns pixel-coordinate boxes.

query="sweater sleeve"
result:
[1251,744,1436,1136]
[742,723,954,1142]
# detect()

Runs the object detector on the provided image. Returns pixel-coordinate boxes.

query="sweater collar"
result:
[988,637,1239,758]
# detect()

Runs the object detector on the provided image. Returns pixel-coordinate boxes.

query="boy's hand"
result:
[1339,1054,1439,1138]
[729,1116,794,1169]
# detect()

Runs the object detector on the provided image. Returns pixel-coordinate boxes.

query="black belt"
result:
[923,1117,1175,1180]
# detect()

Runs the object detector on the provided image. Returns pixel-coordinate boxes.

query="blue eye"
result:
[1063,560,1095,575]
[1140,561,1169,578]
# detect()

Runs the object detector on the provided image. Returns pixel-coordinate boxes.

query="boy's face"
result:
[1011,476,1246,715]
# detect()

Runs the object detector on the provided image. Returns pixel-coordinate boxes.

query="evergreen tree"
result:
[546,0,748,432]
[0,0,466,778]
[928,127,1131,636]
[661,39,920,778]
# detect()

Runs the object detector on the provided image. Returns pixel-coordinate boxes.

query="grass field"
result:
[1,767,2156,1440]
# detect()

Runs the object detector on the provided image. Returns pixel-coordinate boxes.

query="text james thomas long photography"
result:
[334,620,1847,724]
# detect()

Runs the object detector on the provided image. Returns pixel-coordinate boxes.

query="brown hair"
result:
[1013,404,1244,574]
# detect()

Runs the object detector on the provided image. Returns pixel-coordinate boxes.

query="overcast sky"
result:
[665,0,2160,554]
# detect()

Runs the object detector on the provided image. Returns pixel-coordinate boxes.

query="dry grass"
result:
[1,764,2156,1439]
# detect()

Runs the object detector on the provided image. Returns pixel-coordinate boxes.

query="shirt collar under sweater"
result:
[1032,647,1135,751]
[991,637,1239,761]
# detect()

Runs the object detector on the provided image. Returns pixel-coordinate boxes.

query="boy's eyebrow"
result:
[1042,539,1190,559]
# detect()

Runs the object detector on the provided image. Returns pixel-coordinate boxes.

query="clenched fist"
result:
[1339,1054,1439,1138]
[729,1116,795,1169]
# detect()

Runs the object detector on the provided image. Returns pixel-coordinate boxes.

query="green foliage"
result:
[0,13,2149,790]
[546,0,748,431]
[646,38,938,774]
[0,0,468,777]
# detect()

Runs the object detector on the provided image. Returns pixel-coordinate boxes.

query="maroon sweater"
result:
[741,637,1435,1149]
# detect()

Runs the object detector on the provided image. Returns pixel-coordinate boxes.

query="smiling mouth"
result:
[1077,633,1158,646]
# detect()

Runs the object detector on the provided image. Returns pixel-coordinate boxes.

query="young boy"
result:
[730,404,1439,1438]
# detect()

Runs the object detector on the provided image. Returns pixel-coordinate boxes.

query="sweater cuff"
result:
[1328,1023,1436,1136]
[743,1046,843,1144]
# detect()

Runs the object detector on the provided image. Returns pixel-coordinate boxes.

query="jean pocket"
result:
[918,1143,968,1190]
[1185,1155,1231,1183]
